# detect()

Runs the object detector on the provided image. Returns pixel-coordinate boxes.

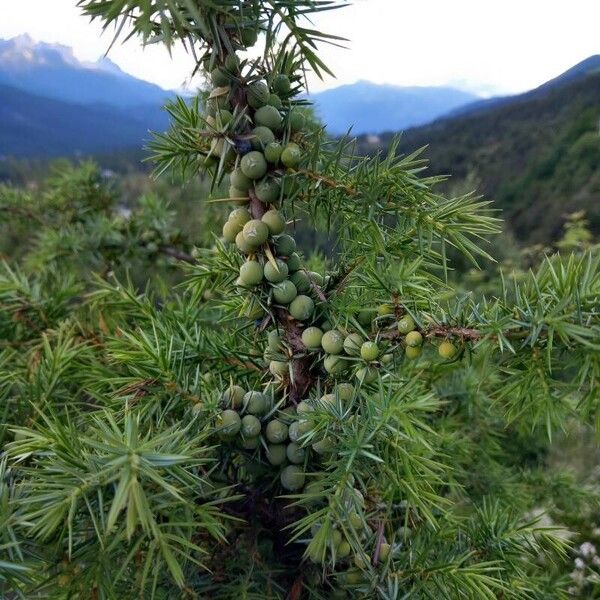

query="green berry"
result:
[337,541,351,559]
[211,67,230,87]
[250,125,275,149]
[264,142,283,164]
[244,298,264,319]
[379,543,391,561]
[321,330,344,354]
[288,110,305,131]
[324,354,346,374]
[309,271,324,286]
[272,280,297,304]
[223,220,239,243]
[268,93,283,109]
[281,142,302,168]
[230,168,253,191]
[221,385,245,409]
[286,253,301,272]
[286,442,306,464]
[381,353,394,365]
[267,330,282,352]
[240,27,259,48]
[224,53,239,72]
[244,391,269,415]
[356,366,378,384]
[255,105,283,131]
[240,151,268,180]
[312,436,335,455]
[405,346,422,360]
[280,465,305,491]
[349,511,363,530]
[228,207,252,228]
[239,260,263,286]
[266,444,287,465]
[397,314,416,334]
[263,259,289,283]
[242,219,270,247]
[241,436,260,450]
[343,333,363,356]
[302,326,324,350]
[288,421,301,442]
[235,231,254,254]
[289,295,315,321]
[357,309,375,327]
[247,81,269,108]
[360,341,379,362]
[261,209,285,234]
[296,400,315,415]
[273,74,291,95]
[290,270,310,292]
[320,393,335,404]
[336,383,355,401]
[438,340,458,359]
[274,234,296,256]
[377,304,394,317]
[241,414,261,437]
[229,186,248,203]
[405,331,423,347]
[266,420,289,443]
[217,410,241,437]
[254,179,281,204]
[269,360,289,377]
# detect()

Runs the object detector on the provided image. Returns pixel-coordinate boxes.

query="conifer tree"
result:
[1,1,599,598]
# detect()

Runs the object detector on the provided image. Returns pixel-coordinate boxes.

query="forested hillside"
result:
[369,72,600,244]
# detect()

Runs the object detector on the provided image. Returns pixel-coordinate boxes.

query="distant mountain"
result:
[0,84,167,157]
[361,59,600,244]
[0,34,171,107]
[448,55,600,119]
[310,81,479,135]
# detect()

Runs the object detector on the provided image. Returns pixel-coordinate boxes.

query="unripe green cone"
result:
[438,340,458,359]
[264,259,289,283]
[286,442,306,464]
[302,326,324,350]
[281,142,302,168]
[240,27,259,48]
[272,280,297,304]
[229,186,249,203]
[289,295,314,321]
[241,436,260,450]
[357,309,376,327]
[377,304,394,317]
[312,436,335,455]
[272,74,291,95]
[288,110,305,131]
[267,329,282,352]
[337,540,351,559]
[247,81,269,108]
[228,207,252,228]
[309,271,324,287]
[405,346,422,360]
[221,385,245,409]
[239,260,264,286]
[397,314,416,334]
[405,331,423,347]
[244,391,269,415]
[269,360,288,377]
[266,444,287,465]
[288,421,301,442]
[264,142,283,164]
[230,168,253,191]
[356,366,378,384]
[280,465,305,491]
[286,253,301,272]
[343,333,363,356]
[254,179,281,204]
[222,220,239,243]
[211,67,230,87]
[255,105,283,131]
[324,355,347,375]
[217,410,241,438]
[360,341,379,362]
[224,53,239,72]
[261,209,285,234]
[250,126,275,149]
[240,151,268,180]
[274,234,296,256]
[379,543,391,561]
[296,400,315,415]
[336,383,355,401]
[235,231,254,254]
[268,93,283,109]
[266,420,289,444]
[322,330,345,354]
[241,414,261,437]
[290,270,310,292]
[242,219,270,247]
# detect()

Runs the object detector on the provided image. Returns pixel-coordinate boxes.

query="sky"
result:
[1,0,599,96]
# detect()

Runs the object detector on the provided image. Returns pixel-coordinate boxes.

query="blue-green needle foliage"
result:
[0,1,598,598]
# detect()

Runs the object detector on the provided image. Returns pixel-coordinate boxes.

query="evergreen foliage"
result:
[1,1,599,598]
